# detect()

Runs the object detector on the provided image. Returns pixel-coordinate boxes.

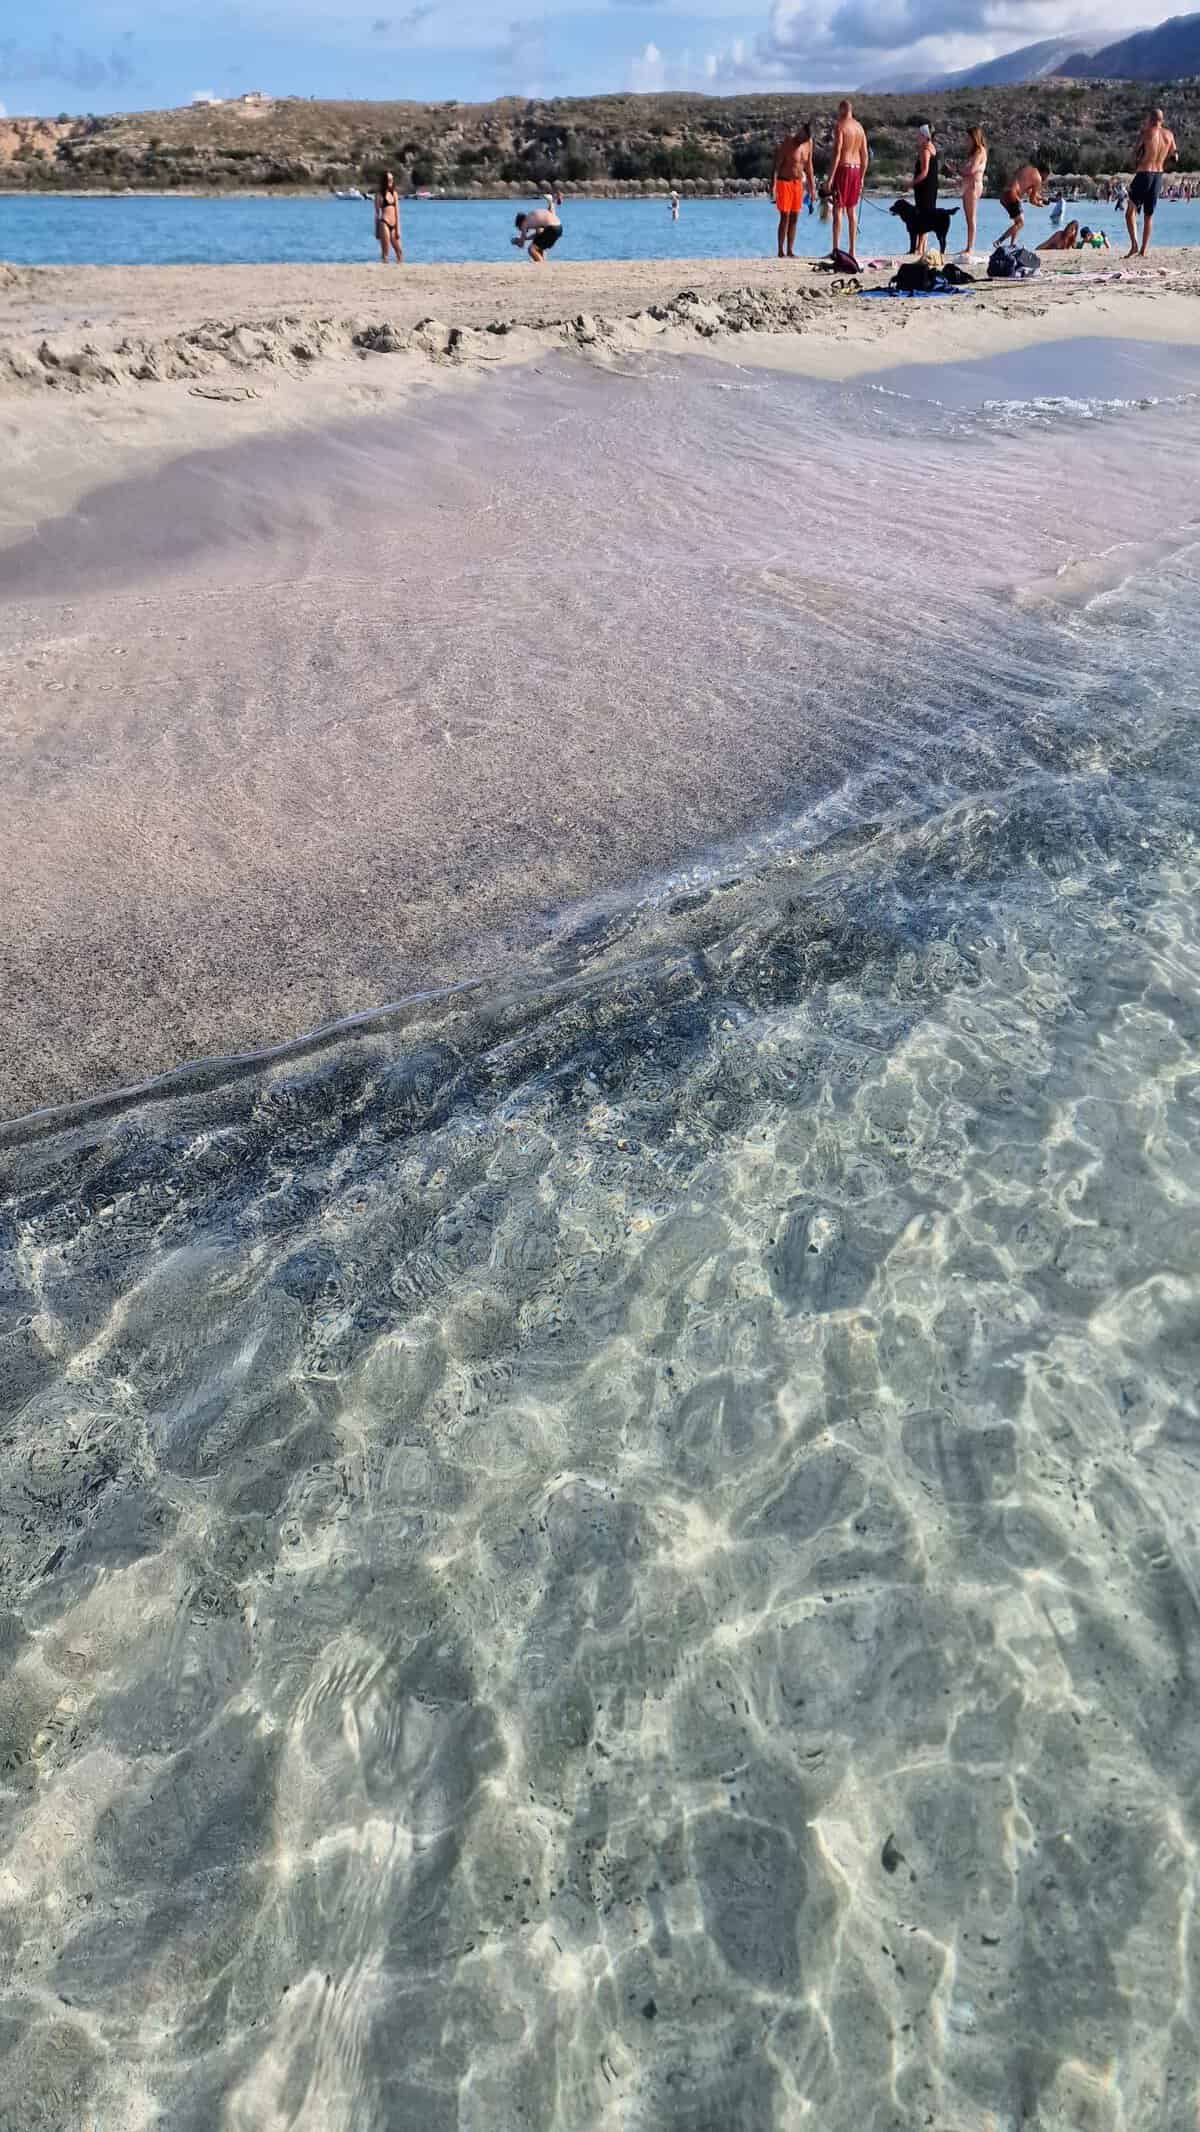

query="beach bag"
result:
[988,244,1040,281]
[940,261,976,285]
[816,247,862,274]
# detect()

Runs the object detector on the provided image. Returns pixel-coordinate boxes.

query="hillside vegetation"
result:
[2,82,1198,196]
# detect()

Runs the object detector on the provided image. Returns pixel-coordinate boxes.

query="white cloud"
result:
[715,0,1137,89]
[629,39,744,91]
[494,16,566,94]
[0,101,7,118]
[630,40,665,91]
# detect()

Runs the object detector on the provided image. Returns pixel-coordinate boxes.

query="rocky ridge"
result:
[2,84,1198,197]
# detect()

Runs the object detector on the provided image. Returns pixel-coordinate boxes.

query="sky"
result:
[0,1,1156,117]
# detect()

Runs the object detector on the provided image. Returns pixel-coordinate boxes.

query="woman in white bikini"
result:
[959,126,987,256]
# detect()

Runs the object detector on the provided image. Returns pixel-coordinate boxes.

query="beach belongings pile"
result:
[987,244,1041,280]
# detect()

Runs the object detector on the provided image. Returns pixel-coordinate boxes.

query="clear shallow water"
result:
[2,188,1199,265]
[3,346,1200,2130]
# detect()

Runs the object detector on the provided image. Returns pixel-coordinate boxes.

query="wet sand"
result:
[3,491,1200,2130]
[4,324,1200,1123]
[3,249,1199,540]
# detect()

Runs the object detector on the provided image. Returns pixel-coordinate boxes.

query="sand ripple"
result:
[4,353,1200,2130]
[3,640,1200,2126]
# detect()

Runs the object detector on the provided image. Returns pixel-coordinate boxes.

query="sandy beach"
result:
[3,249,1200,534]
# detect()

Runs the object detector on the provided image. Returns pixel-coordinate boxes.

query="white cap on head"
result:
[918,123,932,139]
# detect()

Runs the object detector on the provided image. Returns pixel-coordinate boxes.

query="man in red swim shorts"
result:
[828,98,868,263]
[773,122,816,257]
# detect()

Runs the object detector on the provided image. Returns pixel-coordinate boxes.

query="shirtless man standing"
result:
[1127,108,1177,257]
[828,100,868,263]
[773,122,815,257]
[995,161,1047,246]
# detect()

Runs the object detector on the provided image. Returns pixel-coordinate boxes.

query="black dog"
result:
[890,197,959,255]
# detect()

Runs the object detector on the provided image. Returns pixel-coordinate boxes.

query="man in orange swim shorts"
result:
[773,122,815,258]
[828,98,869,263]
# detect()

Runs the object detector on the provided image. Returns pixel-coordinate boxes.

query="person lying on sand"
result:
[773,123,816,257]
[1127,107,1177,259]
[996,163,1047,246]
[513,201,563,263]
[1038,220,1080,252]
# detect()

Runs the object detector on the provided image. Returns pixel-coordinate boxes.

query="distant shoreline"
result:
[0,176,1153,204]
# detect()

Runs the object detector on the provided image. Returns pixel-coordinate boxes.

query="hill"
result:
[865,34,1105,94]
[1,83,1198,198]
[869,9,1200,93]
[1062,11,1200,80]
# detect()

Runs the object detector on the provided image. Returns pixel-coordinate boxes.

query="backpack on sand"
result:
[891,259,939,292]
[988,244,1040,281]
[889,259,977,294]
[816,247,862,275]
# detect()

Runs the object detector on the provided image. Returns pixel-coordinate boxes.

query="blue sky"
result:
[0,1,1135,116]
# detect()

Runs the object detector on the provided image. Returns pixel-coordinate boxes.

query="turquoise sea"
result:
[3,327,1200,2129]
[2,188,1198,265]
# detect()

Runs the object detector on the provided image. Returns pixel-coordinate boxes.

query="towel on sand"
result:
[859,286,967,300]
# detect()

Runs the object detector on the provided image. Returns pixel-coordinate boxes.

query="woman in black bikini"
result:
[374,170,403,264]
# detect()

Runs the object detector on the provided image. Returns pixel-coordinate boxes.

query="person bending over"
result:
[513,200,563,263]
[996,162,1047,246]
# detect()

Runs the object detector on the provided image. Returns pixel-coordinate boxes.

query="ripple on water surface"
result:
[3,390,1200,2132]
